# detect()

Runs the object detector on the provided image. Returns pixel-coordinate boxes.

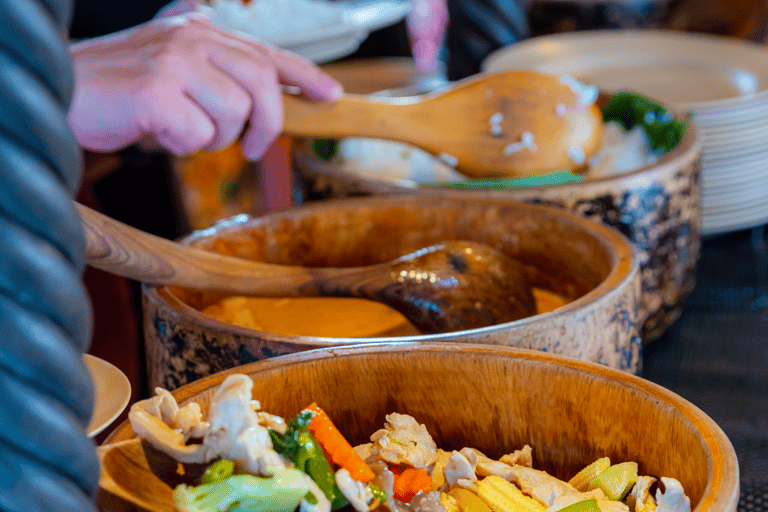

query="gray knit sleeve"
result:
[0,0,100,510]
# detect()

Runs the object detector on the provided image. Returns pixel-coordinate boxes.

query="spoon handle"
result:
[281,92,419,140]
[77,203,346,296]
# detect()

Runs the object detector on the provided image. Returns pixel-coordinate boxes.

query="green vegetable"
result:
[369,483,388,503]
[269,412,349,510]
[603,89,688,157]
[431,171,585,189]
[203,460,236,485]
[174,469,312,512]
[588,461,638,501]
[556,498,601,512]
[312,139,340,162]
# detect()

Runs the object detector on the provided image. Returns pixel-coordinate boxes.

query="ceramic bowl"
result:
[141,195,640,391]
[293,101,702,342]
[98,343,739,512]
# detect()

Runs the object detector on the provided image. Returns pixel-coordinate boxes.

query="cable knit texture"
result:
[0,0,99,510]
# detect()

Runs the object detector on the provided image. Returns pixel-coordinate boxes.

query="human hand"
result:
[406,0,449,73]
[69,13,343,160]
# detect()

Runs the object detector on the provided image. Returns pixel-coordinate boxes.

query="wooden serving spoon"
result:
[79,204,535,334]
[282,70,604,179]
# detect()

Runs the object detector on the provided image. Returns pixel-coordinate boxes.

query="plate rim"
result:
[482,29,768,111]
[84,354,131,438]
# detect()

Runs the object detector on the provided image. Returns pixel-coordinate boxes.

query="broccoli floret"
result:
[174,468,313,512]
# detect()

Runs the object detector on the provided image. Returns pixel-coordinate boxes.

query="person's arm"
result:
[0,0,101,510]
[68,12,343,161]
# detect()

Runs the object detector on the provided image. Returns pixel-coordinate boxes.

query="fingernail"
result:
[321,77,344,100]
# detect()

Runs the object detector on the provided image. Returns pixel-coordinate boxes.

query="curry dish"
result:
[200,288,568,337]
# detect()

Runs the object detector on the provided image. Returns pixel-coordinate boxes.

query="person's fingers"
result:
[263,46,343,101]
[196,20,342,101]
[137,88,216,155]
[407,0,449,72]
[207,49,282,160]
[184,65,253,152]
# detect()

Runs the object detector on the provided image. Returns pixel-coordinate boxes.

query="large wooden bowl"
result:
[141,195,641,391]
[293,83,702,343]
[97,343,739,512]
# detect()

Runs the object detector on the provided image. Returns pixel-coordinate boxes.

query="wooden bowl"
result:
[293,95,702,343]
[97,343,739,512]
[141,195,640,391]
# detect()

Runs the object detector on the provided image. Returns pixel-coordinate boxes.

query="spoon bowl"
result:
[78,204,535,334]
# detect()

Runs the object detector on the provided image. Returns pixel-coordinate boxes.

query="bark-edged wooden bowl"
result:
[293,96,702,343]
[141,195,641,391]
[98,343,739,512]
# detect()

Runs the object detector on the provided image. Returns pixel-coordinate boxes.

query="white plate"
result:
[482,30,768,111]
[211,0,410,63]
[702,186,768,211]
[84,354,131,438]
[701,142,768,164]
[703,209,768,236]
[702,129,768,155]
[698,116,768,139]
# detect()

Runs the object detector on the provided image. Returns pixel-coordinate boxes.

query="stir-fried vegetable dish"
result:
[128,375,691,512]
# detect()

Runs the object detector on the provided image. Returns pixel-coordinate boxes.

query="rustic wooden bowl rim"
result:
[104,342,739,512]
[144,196,638,343]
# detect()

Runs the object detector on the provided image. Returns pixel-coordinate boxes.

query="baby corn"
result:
[569,458,611,492]
[442,492,462,512]
[448,488,494,512]
[476,475,546,512]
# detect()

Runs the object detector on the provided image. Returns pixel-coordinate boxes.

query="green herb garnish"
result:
[312,139,340,162]
[603,89,688,157]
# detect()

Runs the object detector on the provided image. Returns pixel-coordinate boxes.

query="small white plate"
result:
[211,0,410,63]
[84,354,131,438]
[482,30,768,111]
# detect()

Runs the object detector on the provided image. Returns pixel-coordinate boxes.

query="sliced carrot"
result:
[391,466,432,503]
[304,403,375,483]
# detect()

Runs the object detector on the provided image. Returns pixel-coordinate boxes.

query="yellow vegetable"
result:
[448,488,494,512]
[432,449,452,492]
[568,458,611,492]
[476,475,546,512]
[442,492,462,512]
[589,462,638,501]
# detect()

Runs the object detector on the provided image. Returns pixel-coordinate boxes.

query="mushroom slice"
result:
[507,465,580,507]
[467,449,516,481]
[203,374,286,476]
[626,476,657,512]
[445,451,478,486]
[128,388,210,463]
[500,445,534,468]
[337,468,375,512]
[655,478,689,512]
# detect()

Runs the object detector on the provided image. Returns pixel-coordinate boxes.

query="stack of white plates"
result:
[482,29,768,236]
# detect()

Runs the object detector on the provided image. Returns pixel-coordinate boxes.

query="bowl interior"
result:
[100,343,738,512]
[165,196,623,319]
